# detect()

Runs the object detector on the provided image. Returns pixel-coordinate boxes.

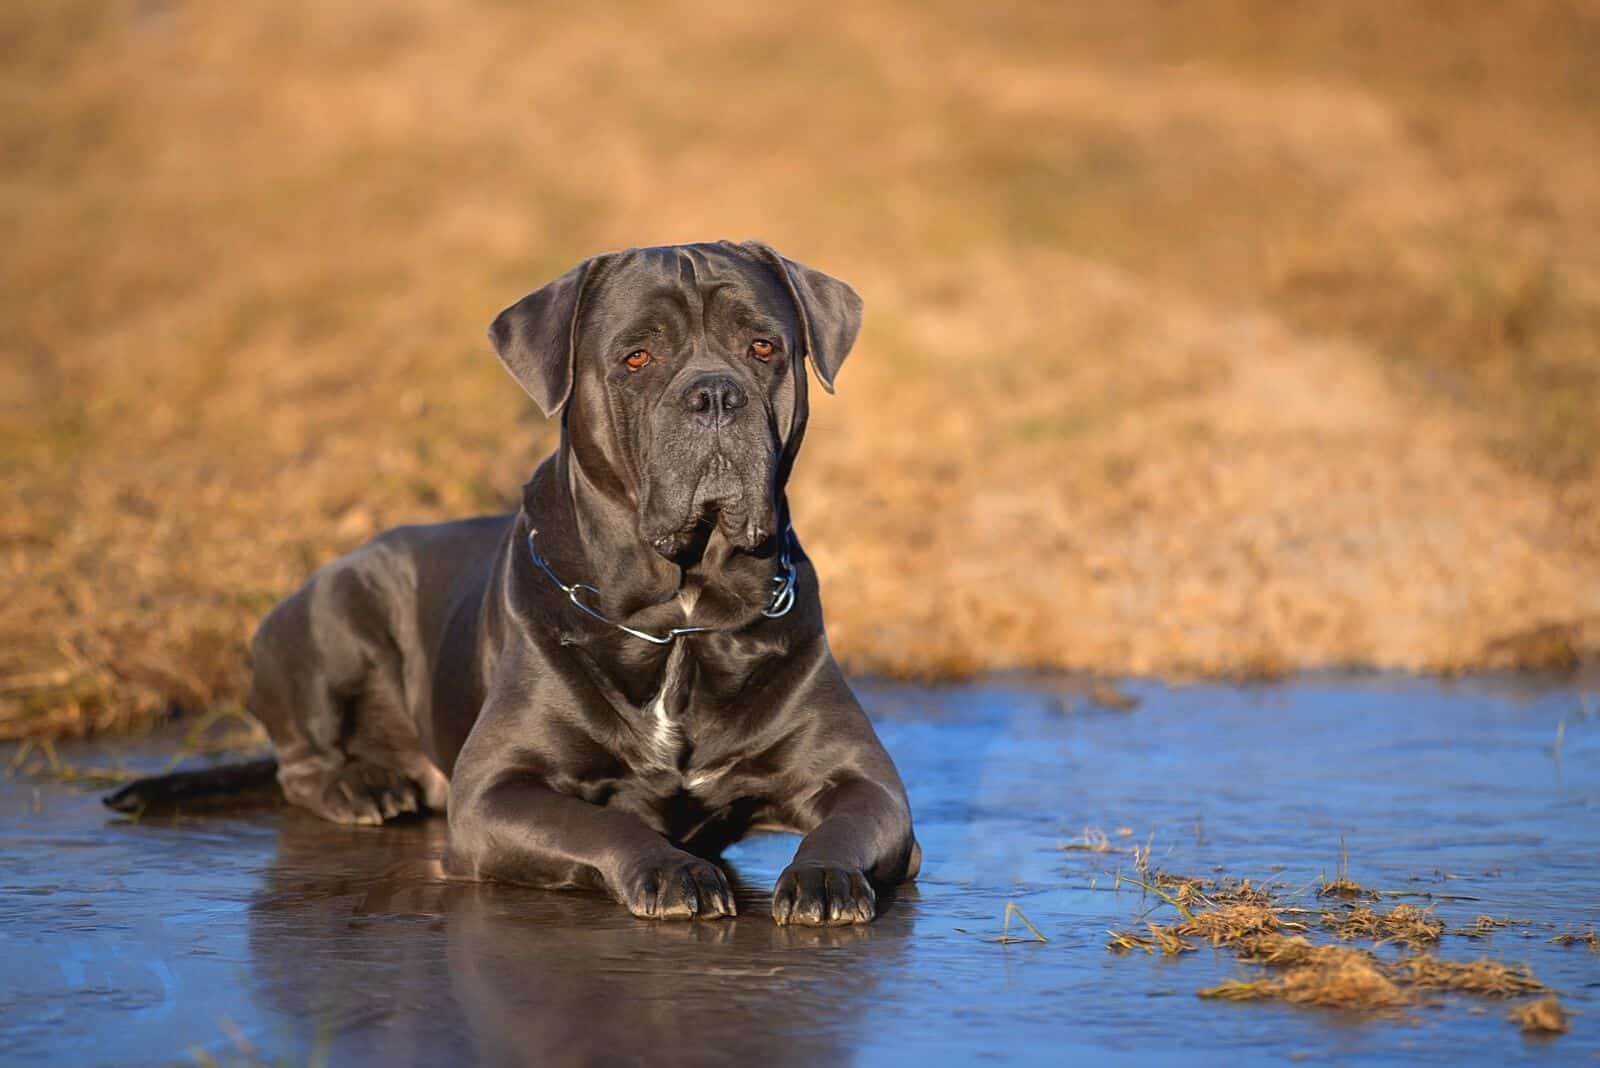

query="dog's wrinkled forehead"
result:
[582,244,797,358]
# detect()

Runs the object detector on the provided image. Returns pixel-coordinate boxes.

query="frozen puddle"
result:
[1,675,1596,1065]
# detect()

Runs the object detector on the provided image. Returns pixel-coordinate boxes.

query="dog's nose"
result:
[682,374,747,427]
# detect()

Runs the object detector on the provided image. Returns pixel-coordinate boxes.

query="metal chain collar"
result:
[525,526,797,645]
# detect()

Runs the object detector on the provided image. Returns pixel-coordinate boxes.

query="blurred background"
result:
[3,0,1598,739]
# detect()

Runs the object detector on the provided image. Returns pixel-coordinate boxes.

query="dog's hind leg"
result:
[250,572,449,826]
[342,672,452,819]
[253,657,449,825]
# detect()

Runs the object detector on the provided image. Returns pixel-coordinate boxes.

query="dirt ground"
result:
[3,1,1599,737]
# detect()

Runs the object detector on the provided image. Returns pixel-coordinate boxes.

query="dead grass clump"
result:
[1276,958,1411,1012]
[1147,870,1277,910]
[1149,871,1204,911]
[1177,904,1297,947]
[1322,904,1443,949]
[1315,878,1375,900]
[1107,923,1195,956]
[1114,850,1564,1034]
[1466,915,1509,938]
[1106,929,1151,954]
[1509,997,1569,1035]
[1195,978,1271,1002]
[1316,838,1378,900]
[1234,933,1373,970]
[1395,955,1548,998]
[1200,955,1410,1014]
[1202,878,1275,907]
[1199,936,1561,1018]
[1549,928,1597,951]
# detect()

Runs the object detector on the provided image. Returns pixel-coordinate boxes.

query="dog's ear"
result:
[739,241,863,393]
[488,256,604,418]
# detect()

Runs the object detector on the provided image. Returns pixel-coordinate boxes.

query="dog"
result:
[109,241,919,925]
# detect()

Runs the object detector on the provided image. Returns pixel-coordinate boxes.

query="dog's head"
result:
[489,241,861,561]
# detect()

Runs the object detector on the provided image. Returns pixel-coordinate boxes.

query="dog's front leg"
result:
[447,773,736,920]
[773,777,920,926]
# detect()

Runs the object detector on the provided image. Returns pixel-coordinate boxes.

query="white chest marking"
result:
[644,644,688,767]
[648,690,679,761]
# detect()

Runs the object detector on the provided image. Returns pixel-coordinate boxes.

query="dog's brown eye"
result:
[625,349,651,371]
[749,339,774,362]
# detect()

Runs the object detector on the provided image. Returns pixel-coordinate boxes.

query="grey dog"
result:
[108,241,920,925]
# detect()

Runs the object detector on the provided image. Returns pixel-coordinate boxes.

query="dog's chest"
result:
[639,641,693,771]
[608,643,782,845]
[629,643,735,798]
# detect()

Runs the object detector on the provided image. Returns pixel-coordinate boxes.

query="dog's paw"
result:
[772,862,876,926]
[614,853,736,920]
[299,761,428,826]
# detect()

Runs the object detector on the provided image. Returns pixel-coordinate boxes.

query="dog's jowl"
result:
[188,241,918,924]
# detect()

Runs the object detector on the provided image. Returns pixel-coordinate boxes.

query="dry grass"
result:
[1234,933,1373,969]
[1107,923,1195,957]
[1316,836,1379,901]
[1549,927,1598,950]
[1177,903,1296,946]
[1114,858,1568,1035]
[1510,997,1570,1035]
[5,1,1600,737]
[1315,878,1375,901]
[1466,915,1513,939]
[1322,904,1445,950]
[1200,955,1410,1014]
[1200,934,1405,1014]
[8,737,146,790]
[1162,872,1279,908]
[989,901,1049,945]
[1395,955,1549,998]
[8,704,266,788]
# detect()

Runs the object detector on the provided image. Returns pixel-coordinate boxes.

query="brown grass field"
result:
[3,1,1599,738]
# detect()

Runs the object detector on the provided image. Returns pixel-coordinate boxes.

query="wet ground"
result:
[2,675,1596,1066]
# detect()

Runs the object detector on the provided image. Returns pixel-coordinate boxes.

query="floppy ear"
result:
[739,241,864,393]
[488,256,603,418]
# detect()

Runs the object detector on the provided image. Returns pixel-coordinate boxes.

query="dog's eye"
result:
[748,339,774,362]
[624,349,651,371]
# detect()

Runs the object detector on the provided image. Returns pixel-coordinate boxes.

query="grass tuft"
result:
[1107,923,1194,956]
[1509,997,1569,1034]
[1394,956,1548,998]
[1548,928,1597,951]
[989,901,1048,945]
[1321,904,1444,949]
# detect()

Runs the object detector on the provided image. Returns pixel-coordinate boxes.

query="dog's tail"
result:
[102,757,282,815]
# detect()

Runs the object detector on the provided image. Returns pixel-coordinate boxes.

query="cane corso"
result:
[119,241,920,925]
